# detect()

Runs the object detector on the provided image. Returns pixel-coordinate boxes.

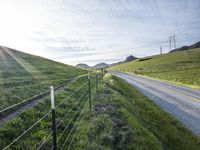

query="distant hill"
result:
[110,55,138,67]
[93,63,109,69]
[76,55,137,69]
[76,63,91,69]
[125,55,138,62]
[76,62,109,69]
[170,41,200,52]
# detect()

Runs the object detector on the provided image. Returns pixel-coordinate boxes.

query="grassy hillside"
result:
[0,46,87,110]
[109,48,200,89]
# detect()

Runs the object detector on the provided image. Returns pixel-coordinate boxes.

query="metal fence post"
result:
[50,86,57,150]
[101,68,103,82]
[88,74,91,112]
[96,73,98,93]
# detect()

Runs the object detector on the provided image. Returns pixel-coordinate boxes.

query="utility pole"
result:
[101,68,103,83]
[169,36,172,51]
[88,73,91,112]
[160,47,162,55]
[96,73,98,93]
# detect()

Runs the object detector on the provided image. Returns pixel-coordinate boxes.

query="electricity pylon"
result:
[169,34,176,51]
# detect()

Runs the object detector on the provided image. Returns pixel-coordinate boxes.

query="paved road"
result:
[110,71,200,136]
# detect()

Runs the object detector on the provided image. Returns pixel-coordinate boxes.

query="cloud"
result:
[0,0,200,66]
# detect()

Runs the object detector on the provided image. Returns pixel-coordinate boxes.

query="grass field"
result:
[0,46,87,110]
[109,48,200,89]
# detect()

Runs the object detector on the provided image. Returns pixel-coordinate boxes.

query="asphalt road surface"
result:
[110,71,200,136]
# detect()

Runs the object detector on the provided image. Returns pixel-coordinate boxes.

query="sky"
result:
[0,0,200,66]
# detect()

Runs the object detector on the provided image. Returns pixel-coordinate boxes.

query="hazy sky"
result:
[0,0,200,66]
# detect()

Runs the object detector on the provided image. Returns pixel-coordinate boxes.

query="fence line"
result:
[0,76,75,87]
[0,77,77,115]
[36,90,88,149]
[2,72,102,150]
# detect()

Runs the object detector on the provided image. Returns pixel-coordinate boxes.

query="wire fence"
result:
[0,77,76,117]
[1,72,103,150]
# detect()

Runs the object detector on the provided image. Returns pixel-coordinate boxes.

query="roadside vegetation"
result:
[0,47,87,110]
[68,74,200,150]
[0,75,95,149]
[0,72,199,149]
[109,48,200,89]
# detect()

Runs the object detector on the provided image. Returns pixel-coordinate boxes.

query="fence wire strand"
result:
[56,81,88,108]
[2,75,99,150]
[3,110,51,150]
[36,83,89,150]
[61,100,88,150]
[57,93,88,143]
[0,78,76,114]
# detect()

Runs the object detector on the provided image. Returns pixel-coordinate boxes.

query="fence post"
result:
[88,74,91,112]
[101,68,103,82]
[50,86,57,150]
[96,73,98,93]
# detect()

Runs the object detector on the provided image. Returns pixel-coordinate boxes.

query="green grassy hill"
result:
[0,46,87,110]
[109,48,200,89]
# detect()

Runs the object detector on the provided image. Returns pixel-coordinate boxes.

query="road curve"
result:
[110,71,200,136]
